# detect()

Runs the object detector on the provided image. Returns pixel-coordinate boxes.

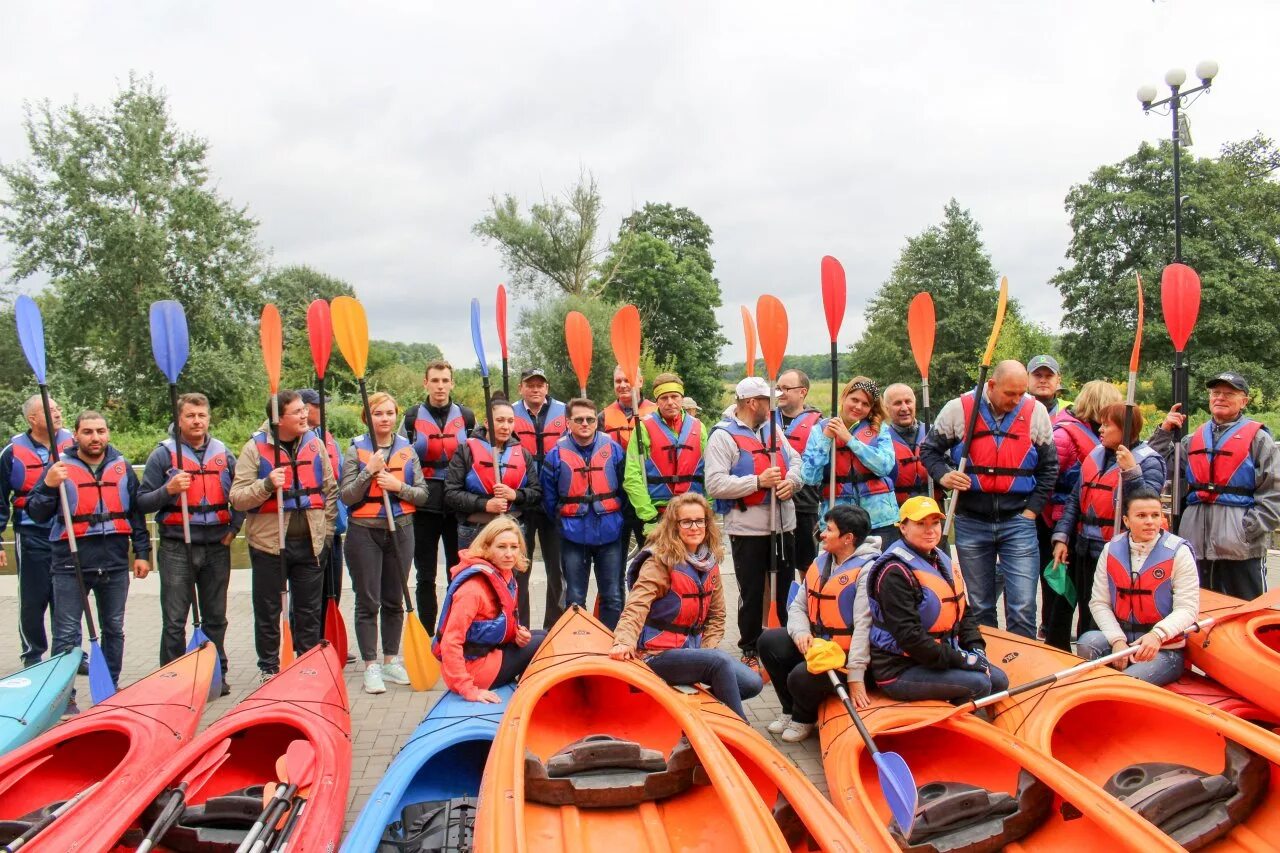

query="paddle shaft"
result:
[920,379,934,495]
[943,363,993,537]
[236,781,298,853]
[270,797,306,852]
[167,383,204,627]
[767,374,780,626]
[828,345,840,512]
[826,670,883,756]
[2,781,100,851]
[1170,349,1187,533]
[268,394,290,663]
[1112,372,1138,539]
[501,358,509,400]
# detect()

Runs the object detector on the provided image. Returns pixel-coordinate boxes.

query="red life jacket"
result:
[804,550,877,651]
[317,430,340,483]
[826,419,893,504]
[889,422,928,505]
[555,435,622,517]
[952,393,1039,495]
[252,431,327,513]
[777,409,822,456]
[1186,419,1264,507]
[1077,443,1158,542]
[711,419,787,514]
[1105,531,1188,640]
[5,430,73,517]
[465,438,528,495]
[640,414,705,504]
[53,453,133,540]
[155,437,232,527]
[431,557,520,660]
[627,550,719,653]
[1047,410,1099,523]
[512,400,566,462]
[601,399,658,449]
[410,403,467,480]
[351,435,418,519]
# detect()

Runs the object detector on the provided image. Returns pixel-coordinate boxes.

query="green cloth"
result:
[1043,559,1076,609]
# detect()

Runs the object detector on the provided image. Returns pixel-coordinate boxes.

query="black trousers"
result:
[413,510,459,629]
[157,538,231,672]
[1199,557,1266,600]
[756,627,843,724]
[1036,517,1067,645]
[524,511,565,630]
[250,540,324,673]
[794,511,819,573]
[317,533,344,639]
[1045,540,1103,650]
[732,531,795,654]
[621,504,646,556]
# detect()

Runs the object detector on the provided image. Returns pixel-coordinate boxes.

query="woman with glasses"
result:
[539,398,627,628]
[610,492,763,719]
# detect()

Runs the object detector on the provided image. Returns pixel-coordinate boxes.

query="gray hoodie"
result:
[786,536,883,681]
[704,409,804,536]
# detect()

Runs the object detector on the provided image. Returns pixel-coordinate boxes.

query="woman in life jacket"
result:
[867,496,1009,703]
[610,492,764,719]
[1051,403,1167,647]
[799,376,899,543]
[757,504,881,744]
[1075,486,1199,685]
[339,392,431,695]
[434,516,545,703]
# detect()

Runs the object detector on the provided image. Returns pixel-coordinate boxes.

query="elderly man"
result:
[921,360,1059,639]
[705,376,805,667]
[883,383,930,509]
[1150,372,1280,599]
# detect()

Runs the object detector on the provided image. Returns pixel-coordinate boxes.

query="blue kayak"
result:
[0,650,82,757]
[342,685,513,852]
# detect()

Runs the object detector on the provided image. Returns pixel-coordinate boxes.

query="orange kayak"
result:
[985,627,1280,850]
[474,606,865,852]
[1185,589,1280,719]
[817,691,1179,851]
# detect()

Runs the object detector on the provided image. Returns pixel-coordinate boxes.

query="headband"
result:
[654,381,685,398]
[850,379,880,401]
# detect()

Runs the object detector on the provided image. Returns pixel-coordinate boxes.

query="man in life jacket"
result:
[624,372,709,533]
[774,369,824,572]
[137,392,241,692]
[600,365,658,552]
[0,394,73,667]
[883,383,932,510]
[512,367,567,628]
[1027,354,1063,417]
[401,360,475,630]
[302,388,349,660]
[1151,372,1280,598]
[230,390,338,683]
[705,376,804,666]
[539,398,627,628]
[921,360,1059,639]
[25,411,152,703]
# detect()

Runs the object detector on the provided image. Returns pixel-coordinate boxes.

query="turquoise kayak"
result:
[341,685,513,852]
[0,650,82,757]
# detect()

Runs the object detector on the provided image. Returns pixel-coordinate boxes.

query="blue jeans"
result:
[879,661,1009,703]
[1076,630,1185,686]
[51,569,130,687]
[955,513,1039,638]
[646,648,764,720]
[560,539,623,629]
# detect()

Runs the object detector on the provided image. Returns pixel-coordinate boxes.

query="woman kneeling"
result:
[434,516,545,703]
[611,493,763,719]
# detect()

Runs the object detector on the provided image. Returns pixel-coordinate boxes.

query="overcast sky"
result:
[2,1,1275,369]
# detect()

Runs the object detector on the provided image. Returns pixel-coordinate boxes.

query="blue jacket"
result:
[540,432,627,547]
[799,420,900,529]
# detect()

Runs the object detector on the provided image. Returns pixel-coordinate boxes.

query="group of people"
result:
[2,349,1277,729]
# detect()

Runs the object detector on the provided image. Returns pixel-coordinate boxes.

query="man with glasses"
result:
[774,370,823,572]
[1151,372,1280,597]
[540,399,627,628]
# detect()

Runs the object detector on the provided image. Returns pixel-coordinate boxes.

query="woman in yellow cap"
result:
[865,496,1008,702]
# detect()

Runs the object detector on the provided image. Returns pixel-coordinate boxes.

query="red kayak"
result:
[1166,669,1280,731]
[102,642,352,852]
[0,643,218,849]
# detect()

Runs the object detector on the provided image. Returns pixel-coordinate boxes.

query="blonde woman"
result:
[432,516,543,703]
[340,391,430,694]
[611,493,763,719]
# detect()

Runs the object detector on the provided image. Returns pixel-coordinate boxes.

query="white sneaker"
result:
[767,714,793,735]
[382,659,411,686]
[363,663,386,695]
[780,721,815,743]
[255,669,275,686]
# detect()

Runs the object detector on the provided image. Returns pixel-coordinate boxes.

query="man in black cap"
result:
[1026,354,1063,417]
[1151,372,1280,598]
[512,367,567,627]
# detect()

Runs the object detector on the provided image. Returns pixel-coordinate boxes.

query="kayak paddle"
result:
[236,740,315,853]
[14,295,115,704]
[821,256,847,507]
[148,300,223,698]
[259,304,293,670]
[496,283,510,399]
[1112,275,1144,538]
[943,277,1008,536]
[740,305,757,377]
[136,737,233,853]
[331,296,437,691]
[908,291,937,496]
[1,781,100,851]
[608,304,642,442]
[565,310,592,398]
[307,298,348,668]
[757,294,789,631]
[1160,262,1201,535]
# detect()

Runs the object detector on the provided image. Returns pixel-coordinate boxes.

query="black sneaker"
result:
[61,700,81,720]
[346,652,357,666]
[220,680,231,697]
[77,658,89,676]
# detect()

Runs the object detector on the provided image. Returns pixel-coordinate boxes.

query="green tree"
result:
[0,74,263,421]
[850,200,1037,401]
[601,204,729,408]
[1054,134,1280,406]
[260,264,356,393]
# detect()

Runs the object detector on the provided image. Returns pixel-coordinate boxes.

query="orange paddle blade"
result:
[756,295,788,381]
[1130,273,1145,374]
[609,305,641,389]
[279,609,294,669]
[741,306,757,377]
[908,292,935,380]
[259,304,282,394]
[565,310,593,392]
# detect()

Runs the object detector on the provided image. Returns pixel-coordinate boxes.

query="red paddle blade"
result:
[756,295,788,381]
[609,305,641,389]
[1161,262,1201,352]
[306,299,332,379]
[908,292,936,380]
[1130,274,1145,374]
[324,599,348,666]
[259,304,282,394]
[496,284,509,359]
[741,306,757,377]
[821,255,846,342]
[565,310,593,392]
[285,740,317,787]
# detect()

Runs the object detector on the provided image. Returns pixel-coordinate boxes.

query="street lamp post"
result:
[1137,60,1219,262]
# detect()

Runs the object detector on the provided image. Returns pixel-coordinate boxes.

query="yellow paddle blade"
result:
[981,276,1009,366]
[330,295,369,379]
[402,613,438,691]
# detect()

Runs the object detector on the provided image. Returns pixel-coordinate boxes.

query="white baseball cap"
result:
[735,376,771,399]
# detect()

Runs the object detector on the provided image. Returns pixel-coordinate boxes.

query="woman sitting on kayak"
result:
[867,496,1009,702]
[757,504,881,743]
[610,493,763,720]
[1075,486,1199,686]
[433,516,545,703]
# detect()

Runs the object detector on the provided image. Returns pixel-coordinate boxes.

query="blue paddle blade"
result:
[14,295,48,385]
[875,749,918,836]
[187,628,223,698]
[149,300,190,385]
[470,298,489,378]
[87,640,117,704]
